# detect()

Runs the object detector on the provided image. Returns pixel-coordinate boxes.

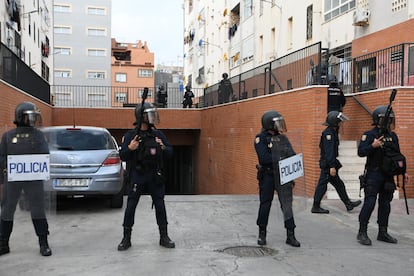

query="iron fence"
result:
[202,42,414,107]
[4,41,412,109]
[51,84,205,108]
[0,43,50,103]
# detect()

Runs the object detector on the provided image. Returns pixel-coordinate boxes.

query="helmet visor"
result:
[23,110,42,127]
[378,114,395,130]
[144,108,160,125]
[273,116,287,133]
[337,112,349,122]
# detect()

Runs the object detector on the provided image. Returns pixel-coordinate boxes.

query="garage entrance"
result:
[164,145,194,194]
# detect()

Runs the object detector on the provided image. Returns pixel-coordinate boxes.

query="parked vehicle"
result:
[40,126,124,208]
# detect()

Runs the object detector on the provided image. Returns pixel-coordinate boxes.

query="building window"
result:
[188,0,193,13]
[115,73,127,82]
[87,28,106,36]
[54,4,71,13]
[54,92,72,106]
[306,5,313,40]
[138,69,153,78]
[54,70,71,78]
[244,0,253,18]
[88,48,106,56]
[408,45,414,76]
[54,26,72,34]
[115,92,127,103]
[54,46,71,55]
[324,0,355,21]
[88,71,105,79]
[87,6,106,15]
[41,61,49,82]
[87,93,106,106]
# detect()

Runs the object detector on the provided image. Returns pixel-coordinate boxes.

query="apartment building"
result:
[53,0,111,107]
[0,0,53,83]
[111,38,155,107]
[183,0,414,89]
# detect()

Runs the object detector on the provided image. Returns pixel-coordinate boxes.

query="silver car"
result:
[41,126,124,208]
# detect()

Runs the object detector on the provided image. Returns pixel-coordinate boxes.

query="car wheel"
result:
[110,191,123,208]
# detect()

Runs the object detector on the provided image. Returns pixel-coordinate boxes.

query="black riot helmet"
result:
[13,101,42,127]
[261,110,287,133]
[134,102,160,126]
[327,74,337,84]
[323,111,349,127]
[372,105,395,128]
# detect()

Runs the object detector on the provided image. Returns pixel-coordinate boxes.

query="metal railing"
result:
[0,43,50,104]
[329,43,414,95]
[51,85,205,108]
[202,42,328,107]
[4,42,412,109]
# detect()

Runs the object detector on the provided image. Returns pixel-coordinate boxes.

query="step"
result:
[326,140,399,200]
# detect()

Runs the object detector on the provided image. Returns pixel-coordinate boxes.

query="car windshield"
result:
[42,128,116,151]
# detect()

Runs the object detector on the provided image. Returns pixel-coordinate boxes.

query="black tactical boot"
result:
[117,227,132,251]
[377,226,398,244]
[286,229,301,247]
[311,203,329,214]
[257,226,267,246]
[345,200,362,211]
[159,226,175,248]
[0,237,10,256]
[39,235,52,256]
[357,224,372,246]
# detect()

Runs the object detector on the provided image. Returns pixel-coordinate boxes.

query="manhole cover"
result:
[218,246,278,257]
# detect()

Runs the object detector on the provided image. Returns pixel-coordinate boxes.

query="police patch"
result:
[361,135,367,141]
[326,135,332,141]
[255,137,260,144]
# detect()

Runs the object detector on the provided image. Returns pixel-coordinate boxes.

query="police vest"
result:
[5,128,49,155]
[135,131,163,169]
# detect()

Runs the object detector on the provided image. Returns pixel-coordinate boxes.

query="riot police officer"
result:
[183,86,194,108]
[218,73,233,104]
[156,85,168,108]
[117,102,175,250]
[311,111,361,213]
[254,110,300,247]
[357,106,410,246]
[327,75,346,113]
[0,102,52,257]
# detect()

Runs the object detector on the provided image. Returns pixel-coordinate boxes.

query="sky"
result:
[111,0,184,67]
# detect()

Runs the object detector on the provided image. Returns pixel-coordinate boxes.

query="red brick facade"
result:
[1,80,412,198]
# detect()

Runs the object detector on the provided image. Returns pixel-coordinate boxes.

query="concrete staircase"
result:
[327,140,399,200]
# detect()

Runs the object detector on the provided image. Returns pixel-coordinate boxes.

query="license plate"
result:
[53,179,89,187]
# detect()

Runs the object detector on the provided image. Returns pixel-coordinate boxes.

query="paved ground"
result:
[0,195,413,276]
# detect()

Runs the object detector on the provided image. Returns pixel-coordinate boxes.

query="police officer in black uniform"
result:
[183,85,194,108]
[117,102,175,250]
[0,102,52,257]
[327,75,346,113]
[356,106,410,246]
[311,111,361,214]
[254,110,300,247]
[218,73,233,104]
[156,85,168,108]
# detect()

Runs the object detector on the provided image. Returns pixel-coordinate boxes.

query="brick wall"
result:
[1,80,413,198]
[0,81,52,134]
[352,19,414,56]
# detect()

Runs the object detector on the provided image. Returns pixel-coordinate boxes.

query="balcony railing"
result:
[6,42,411,109]
[0,43,50,104]
[51,85,205,108]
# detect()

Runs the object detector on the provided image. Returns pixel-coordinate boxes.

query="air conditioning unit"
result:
[353,9,370,26]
